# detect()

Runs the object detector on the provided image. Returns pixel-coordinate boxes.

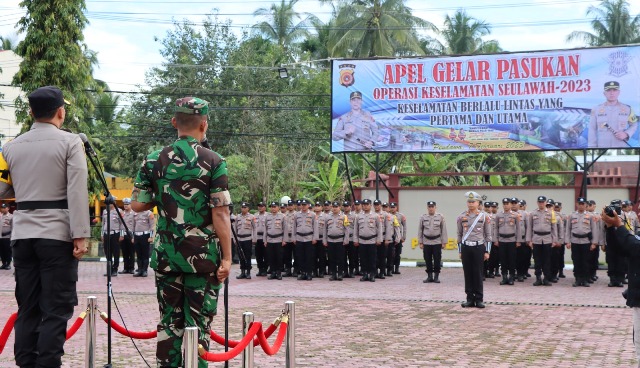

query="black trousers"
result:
[589,246,600,277]
[134,234,151,272]
[315,241,326,275]
[238,240,253,271]
[461,244,485,302]
[488,244,500,272]
[423,244,442,273]
[327,242,345,276]
[606,248,626,279]
[283,241,295,272]
[376,244,388,273]
[385,242,395,271]
[0,237,11,265]
[255,238,267,272]
[571,243,590,279]
[13,238,78,368]
[498,242,517,276]
[393,242,402,267]
[104,232,121,271]
[559,245,566,273]
[516,244,532,276]
[267,242,283,275]
[359,243,377,274]
[295,241,314,275]
[533,243,552,279]
[121,234,135,271]
[345,241,359,272]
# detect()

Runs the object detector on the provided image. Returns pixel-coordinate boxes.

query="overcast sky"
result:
[0,0,639,92]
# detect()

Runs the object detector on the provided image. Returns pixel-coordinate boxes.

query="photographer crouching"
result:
[601,205,640,368]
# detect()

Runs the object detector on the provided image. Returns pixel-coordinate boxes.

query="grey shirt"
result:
[0,212,12,238]
[133,210,155,233]
[418,213,448,245]
[0,122,90,241]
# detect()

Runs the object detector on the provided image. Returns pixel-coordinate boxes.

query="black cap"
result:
[269,201,278,207]
[510,197,518,203]
[604,81,620,90]
[546,199,554,205]
[491,202,498,207]
[484,201,490,207]
[354,200,361,205]
[373,199,382,205]
[296,199,302,205]
[502,198,510,203]
[300,199,310,205]
[350,91,363,100]
[427,201,436,206]
[28,86,69,116]
[577,197,587,204]
[588,200,596,205]
[554,202,562,207]
[241,202,249,207]
[342,201,351,206]
[332,201,340,207]
[257,202,265,207]
[287,200,294,206]
[382,202,389,207]
[519,200,526,205]
[323,200,331,206]
[362,199,372,205]
[0,204,7,208]
[280,203,286,208]
[314,201,322,206]
[389,202,397,208]
[537,196,546,202]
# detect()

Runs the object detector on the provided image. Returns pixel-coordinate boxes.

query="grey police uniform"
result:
[375,210,393,277]
[333,110,379,151]
[388,211,406,275]
[314,212,328,277]
[565,210,598,285]
[0,119,90,368]
[264,212,288,279]
[133,210,155,276]
[0,210,13,269]
[255,211,268,276]
[323,212,350,279]
[283,209,297,276]
[354,211,383,281]
[516,208,531,280]
[418,213,448,275]
[588,102,638,148]
[120,208,136,273]
[343,210,358,276]
[495,210,521,283]
[293,210,316,280]
[103,207,124,274]
[235,212,257,276]
[526,208,558,284]
[457,210,492,304]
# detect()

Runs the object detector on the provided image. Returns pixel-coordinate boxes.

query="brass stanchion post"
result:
[84,296,97,368]
[242,312,254,368]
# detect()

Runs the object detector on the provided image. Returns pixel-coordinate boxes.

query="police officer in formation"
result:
[264,201,288,280]
[588,199,603,282]
[418,201,447,283]
[527,196,558,286]
[235,202,257,279]
[388,202,406,276]
[294,199,316,280]
[546,198,564,282]
[373,199,392,279]
[495,198,521,285]
[553,201,568,279]
[0,203,13,270]
[283,200,297,277]
[254,202,268,276]
[342,200,359,277]
[355,199,383,282]
[102,202,123,277]
[120,198,136,274]
[323,201,350,280]
[515,199,531,281]
[458,191,492,308]
[132,201,155,277]
[565,197,599,287]
[485,201,500,279]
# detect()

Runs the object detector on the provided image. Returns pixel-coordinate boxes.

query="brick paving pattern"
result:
[0,262,636,367]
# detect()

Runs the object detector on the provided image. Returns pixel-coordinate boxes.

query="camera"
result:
[605,199,622,217]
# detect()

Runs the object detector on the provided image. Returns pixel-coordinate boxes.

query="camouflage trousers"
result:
[155,270,220,368]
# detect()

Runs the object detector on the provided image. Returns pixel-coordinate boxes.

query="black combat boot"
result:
[508,275,514,285]
[542,278,552,286]
[268,272,277,280]
[337,272,343,281]
[369,273,375,282]
[360,273,369,282]
[236,270,246,279]
[386,268,393,277]
[533,276,542,286]
[284,269,292,277]
[500,275,509,285]
[276,272,282,280]
[297,273,306,281]
[573,277,581,287]
[461,300,475,308]
[245,270,252,279]
[426,272,434,283]
[329,273,337,281]
[393,265,401,274]
[433,273,440,283]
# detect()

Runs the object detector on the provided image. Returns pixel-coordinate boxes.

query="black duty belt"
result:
[327,234,344,240]
[267,233,284,238]
[499,233,515,238]
[534,231,551,236]
[16,200,68,210]
[257,232,264,236]
[360,235,376,240]
[296,232,313,237]
[572,233,590,239]
[238,234,252,239]
[424,234,440,240]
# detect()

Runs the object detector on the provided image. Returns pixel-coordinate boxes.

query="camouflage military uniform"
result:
[133,102,231,368]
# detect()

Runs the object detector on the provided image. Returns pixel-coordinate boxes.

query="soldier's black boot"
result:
[236,270,246,279]
[533,276,542,286]
[433,272,440,283]
[426,272,434,283]
[245,270,252,279]
[393,265,401,274]
[500,275,509,285]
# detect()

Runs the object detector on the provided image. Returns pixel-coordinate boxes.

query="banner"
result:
[330,46,640,153]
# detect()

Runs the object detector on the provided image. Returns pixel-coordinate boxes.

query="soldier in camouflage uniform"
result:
[131,97,232,368]
[332,91,379,151]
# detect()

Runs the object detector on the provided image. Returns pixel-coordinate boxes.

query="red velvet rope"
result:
[100,313,158,339]
[0,313,17,355]
[210,322,278,347]
[255,322,287,356]
[65,312,87,341]
[200,322,262,362]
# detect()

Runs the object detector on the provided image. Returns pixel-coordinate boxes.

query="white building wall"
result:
[0,50,23,146]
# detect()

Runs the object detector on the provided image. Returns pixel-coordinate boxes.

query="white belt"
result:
[463,241,483,246]
[134,231,151,236]
[104,230,119,235]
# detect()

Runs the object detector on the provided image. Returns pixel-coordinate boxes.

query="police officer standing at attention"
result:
[283,200,297,277]
[458,192,492,308]
[514,198,531,282]
[565,197,599,287]
[388,202,406,276]
[546,198,564,283]
[131,96,232,368]
[355,199,382,282]
[254,202,268,277]
[419,201,448,283]
[332,91,378,151]
[313,201,328,278]
[264,201,287,280]
[235,202,257,279]
[554,201,568,279]
[495,198,521,285]
[588,81,638,148]
[0,203,13,270]
[342,200,358,278]
[0,86,90,368]
[132,204,155,277]
[323,201,350,281]
[527,196,558,286]
[373,199,392,279]
[120,197,136,274]
[293,199,316,280]
[102,201,123,277]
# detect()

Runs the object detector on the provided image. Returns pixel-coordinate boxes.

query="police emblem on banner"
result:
[339,64,356,87]
[607,51,631,77]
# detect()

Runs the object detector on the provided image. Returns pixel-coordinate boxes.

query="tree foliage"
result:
[566,0,640,46]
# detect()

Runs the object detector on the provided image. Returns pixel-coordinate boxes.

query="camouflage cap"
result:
[175,96,209,115]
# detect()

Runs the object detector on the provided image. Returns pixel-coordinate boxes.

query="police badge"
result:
[607,51,631,78]
[339,64,356,87]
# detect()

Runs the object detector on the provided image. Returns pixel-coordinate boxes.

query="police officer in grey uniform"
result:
[235,202,257,279]
[332,91,379,151]
[554,201,568,278]
[342,201,358,278]
[588,199,603,282]
[323,201,350,281]
[354,199,383,282]
[283,200,297,277]
[495,198,521,285]
[546,198,564,283]
[0,203,13,269]
[565,197,599,287]
[419,201,448,283]
[458,192,492,308]
[0,86,90,368]
[120,197,136,274]
[313,201,328,278]
[264,201,288,280]
[588,81,638,148]
[294,199,316,280]
[373,199,392,279]
[102,202,123,276]
[132,206,155,277]
[388,202,406,276]
[255,202,268,276]
[514,198,531,281]
[526,196,558,286]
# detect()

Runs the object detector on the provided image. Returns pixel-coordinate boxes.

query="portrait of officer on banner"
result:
[332,91,379,151]
[588,81,638,148]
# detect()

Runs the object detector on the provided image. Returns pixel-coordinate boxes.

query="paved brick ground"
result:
[0,262,636,367]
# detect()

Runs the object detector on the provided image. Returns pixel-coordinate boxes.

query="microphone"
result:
[78,133,97,157]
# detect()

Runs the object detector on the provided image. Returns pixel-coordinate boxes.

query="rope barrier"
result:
[100,312,157,339]
[198,322,262,362]
[256,321,288,356]
[65,311,87,341]
[210,322,278,347]
[0,313,17,355]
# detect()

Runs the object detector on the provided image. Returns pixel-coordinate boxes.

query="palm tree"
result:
[252,0,317,57]
[328,0,436,58]
[566,0,640,46]
[0,34,18,51]
[439,9,501,55]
